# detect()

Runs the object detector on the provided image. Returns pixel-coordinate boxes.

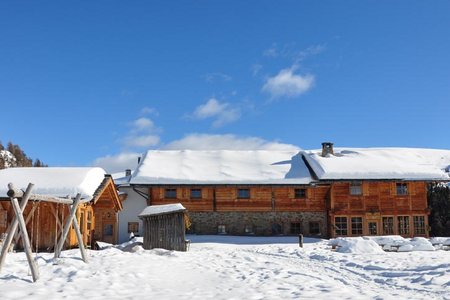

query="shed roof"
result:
[129,150,313,185]
[303,148,450,180]
[0,167,107,200]
[139,203,186,217]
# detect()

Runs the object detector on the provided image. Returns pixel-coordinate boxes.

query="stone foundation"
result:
[187,211,327,238]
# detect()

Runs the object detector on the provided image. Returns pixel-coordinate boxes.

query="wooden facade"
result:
[138,181,431,238]
[328,181,429,238]
[0,176,122,251]
[149,185,328,213]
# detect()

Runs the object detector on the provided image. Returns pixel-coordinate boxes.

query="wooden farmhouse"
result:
[116,144,450,242]
[0,167,122,251]
[139,203,188,251]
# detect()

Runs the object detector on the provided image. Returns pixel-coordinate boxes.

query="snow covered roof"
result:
[303,148,450,180]
[129,150,313,185]
[0,167,107,199]
[139,203,186,217]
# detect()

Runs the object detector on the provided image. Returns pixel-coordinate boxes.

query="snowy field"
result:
[0,235,449,300]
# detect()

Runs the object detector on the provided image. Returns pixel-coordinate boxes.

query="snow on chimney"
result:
[321,142,334,157]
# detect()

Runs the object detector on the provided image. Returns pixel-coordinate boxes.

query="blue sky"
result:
[1,1,449,172]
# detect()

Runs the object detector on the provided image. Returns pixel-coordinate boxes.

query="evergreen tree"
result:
[428,183,450,236]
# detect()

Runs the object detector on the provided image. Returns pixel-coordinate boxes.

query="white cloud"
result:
[262,67,314,99]
[132,117,155,132]
[251,64,263,76]
[163,133,299,151]
[93,152,141,174]
[204,72,232,83]
[121,116,162,149]
[263,46,279,57]
[140,107,158,116]
[191,98,241,128]
[123,135,160,148]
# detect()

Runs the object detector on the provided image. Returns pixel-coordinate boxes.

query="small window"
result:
[294,188,307,198]
[128,222,139,233]
[237,188,250,199]
[80,212,85,234]
[165,188,177,199]
[350,182,362,196]
[351,217,363,235]
[382,217,394,235]
[87,211,92,230]
[398,216,410,235]
[290,222,302,234]
[413,216,425,235]
[335,217,348,236]
[190,189,202,199]
[244,224,254,234]
[396,183,408,195]
[218,225,226,234]
[309,222,320,235]
[103,224,113,236]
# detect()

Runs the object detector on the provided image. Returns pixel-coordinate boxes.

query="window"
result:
[80,212,85,234]
[294,188,307,198]
[413,216,426,235]
[368,222,378,235]
[190,189,202,199]
[335,217,348,236]
[244,224,254,234]
[237,188,250,199]
[382,217,394,235]
[351,217,363,235]
[217,225,226,234]
[398,216,410,235]
[350,182,362,195]
[290,222,302,234]
[165,188,177,199]
[128,222,139,233]
[103,224,113,236]
[309,222,320,235]
[87,211,92,230]
[396,183,408,195]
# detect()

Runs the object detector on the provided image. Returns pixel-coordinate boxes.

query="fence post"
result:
[298,234,304,248]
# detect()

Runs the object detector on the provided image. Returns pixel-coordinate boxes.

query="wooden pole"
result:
[10,197,40,282]
[0,183,34,272]
[71,211,88,263]
[54,194,81,259]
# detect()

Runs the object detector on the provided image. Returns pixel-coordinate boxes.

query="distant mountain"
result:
[0,141,47,169]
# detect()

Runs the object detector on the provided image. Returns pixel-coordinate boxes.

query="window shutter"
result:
[390,183,396,196]
[409,183,415,196]
[363,182,369,196]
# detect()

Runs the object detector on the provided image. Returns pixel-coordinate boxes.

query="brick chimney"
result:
[321,142,334,157]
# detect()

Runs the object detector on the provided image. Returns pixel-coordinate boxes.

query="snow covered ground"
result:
[0,235,449,299]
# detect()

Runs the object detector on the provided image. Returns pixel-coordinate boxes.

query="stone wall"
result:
[188,211,327,238]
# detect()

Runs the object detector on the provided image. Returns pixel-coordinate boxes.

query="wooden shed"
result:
[138,203,188,251]
[0,167,123,251]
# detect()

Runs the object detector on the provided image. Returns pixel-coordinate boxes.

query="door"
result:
[102,222,115,244]
[368,221,378,235]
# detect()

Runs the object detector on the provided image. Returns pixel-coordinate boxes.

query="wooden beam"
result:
[7,188,74,205]
[0,183,34,273]
[10,197,40,282]
[71,211,88,263]
[54,194,81,260]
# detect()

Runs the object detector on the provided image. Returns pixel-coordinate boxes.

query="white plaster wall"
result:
[117,186,148,243]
